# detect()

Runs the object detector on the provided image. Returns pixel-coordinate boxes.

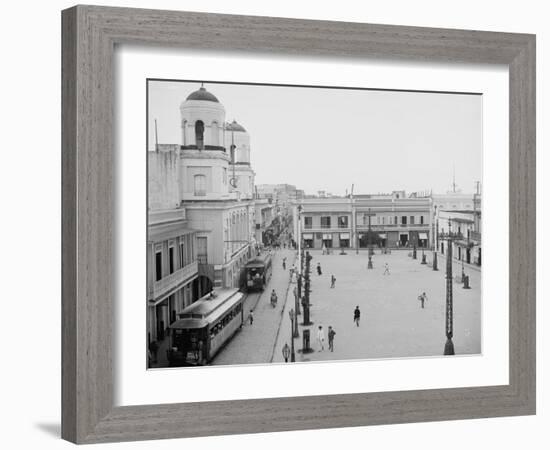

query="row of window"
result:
[154,235,196,282]
[209,303,242,337]
[303,215,425,228]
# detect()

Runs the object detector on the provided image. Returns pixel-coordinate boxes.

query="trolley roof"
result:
[245,252,272,269]
[170,288,244,330]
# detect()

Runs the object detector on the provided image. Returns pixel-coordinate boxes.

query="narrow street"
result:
[211,248,296,366]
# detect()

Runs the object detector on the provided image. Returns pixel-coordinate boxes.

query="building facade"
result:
[293,192,432,251]
[147,149,201,344]
[433,186,482,267]
[147,84,260,346]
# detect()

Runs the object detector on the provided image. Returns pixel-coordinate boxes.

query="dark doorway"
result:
[155,251,162,281]
[156,304,165,341]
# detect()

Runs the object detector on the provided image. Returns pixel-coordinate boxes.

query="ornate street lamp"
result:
[365,208,375,269]
[296,204,303,315]
[439,219,463,356]
[282,343,290,363]
[289,309,296,362]
[433,206,439,271]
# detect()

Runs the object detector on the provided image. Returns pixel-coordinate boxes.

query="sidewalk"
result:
[211,249,296,366]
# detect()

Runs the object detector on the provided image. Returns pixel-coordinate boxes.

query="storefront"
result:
[339,232,350,248]
[322,233,333,248]
[419,232,429,248]
[302,233,314,249]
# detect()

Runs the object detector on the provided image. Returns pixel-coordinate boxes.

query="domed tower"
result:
[225,120,255,200]
[180,85,226,149]
[179,84,232,201]
[225,120,251,164]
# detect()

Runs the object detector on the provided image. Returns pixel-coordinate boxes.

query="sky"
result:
[148,80,482,196]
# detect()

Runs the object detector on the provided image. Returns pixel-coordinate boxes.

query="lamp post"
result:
[296,205,302,315]
[301,251,313,326]
[365,208,375,269]
[289,309,296,362]
[282,343,290,363]
[433,206,439,271]
[439,218,462,356]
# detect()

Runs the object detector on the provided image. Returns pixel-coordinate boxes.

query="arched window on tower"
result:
[195,120,204,149]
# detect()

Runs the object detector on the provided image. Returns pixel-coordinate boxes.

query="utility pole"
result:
[364,208,376,269]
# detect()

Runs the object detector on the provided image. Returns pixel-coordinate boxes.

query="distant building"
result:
[254,198,276,246]
[293,191,432,250]
[433,181,482,266]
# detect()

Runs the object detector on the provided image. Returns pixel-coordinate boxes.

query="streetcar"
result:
[244,252,273,292]
[166,288,245,366]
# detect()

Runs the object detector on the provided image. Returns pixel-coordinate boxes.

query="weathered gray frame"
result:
[62,5,536,444]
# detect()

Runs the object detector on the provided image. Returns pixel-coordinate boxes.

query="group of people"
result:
[316,325,337,352]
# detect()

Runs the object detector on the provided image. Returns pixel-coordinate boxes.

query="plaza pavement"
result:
[211,248,296,366]
[273,249,481,363]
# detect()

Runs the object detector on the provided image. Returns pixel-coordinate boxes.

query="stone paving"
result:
[211,248,296,366]
[273,249,481,363]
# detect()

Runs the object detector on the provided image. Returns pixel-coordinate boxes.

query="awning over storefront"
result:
[339,233,350,239]
[302,233,313,240]
[419,233,428,239]
[322,234,332,240]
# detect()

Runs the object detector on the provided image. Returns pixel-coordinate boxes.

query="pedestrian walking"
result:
[353,306,361,327]
[418,292,427,309]
[328,326,336,352]
[383,263,390,275]
[282,257,287,270]
[330,275,336,288]
[317,262,322,276]
[249,309,254,325]
[317,325,325,351]
[270,289,278,307]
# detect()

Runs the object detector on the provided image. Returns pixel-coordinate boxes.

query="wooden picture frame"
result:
[61,5,536,444]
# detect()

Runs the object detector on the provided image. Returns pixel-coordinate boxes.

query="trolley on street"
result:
[166,288,245,366]
[244,252,273,292]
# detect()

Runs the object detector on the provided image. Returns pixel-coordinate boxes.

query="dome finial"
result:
[185,84,220,103]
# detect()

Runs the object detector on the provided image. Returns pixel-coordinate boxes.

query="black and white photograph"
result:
[146,79,482,368]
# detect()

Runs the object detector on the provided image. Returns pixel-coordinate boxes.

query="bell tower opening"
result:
[195,120,204,149]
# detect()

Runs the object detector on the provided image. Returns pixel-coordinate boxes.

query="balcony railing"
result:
[151,261,198,300]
